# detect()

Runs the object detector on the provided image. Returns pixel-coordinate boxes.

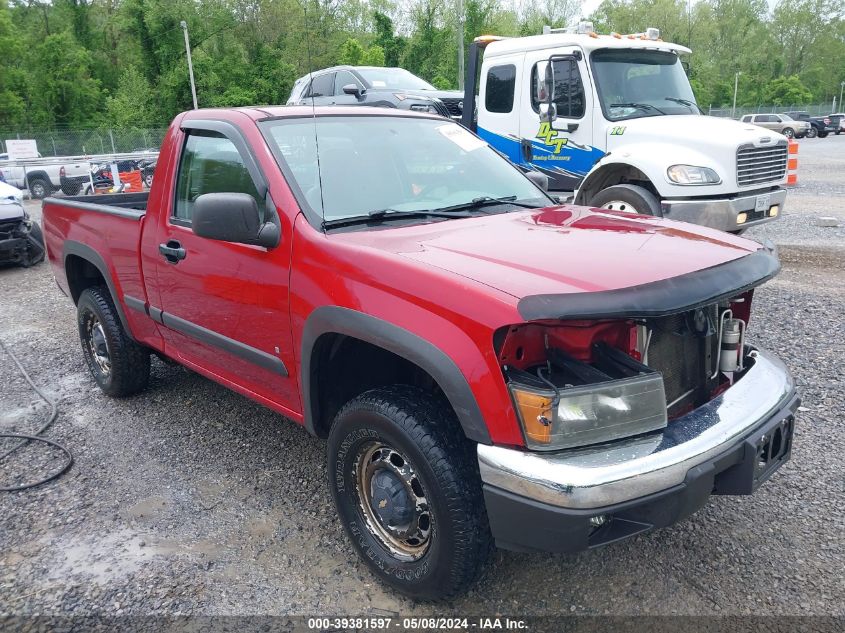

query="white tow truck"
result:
[460,24,788,232]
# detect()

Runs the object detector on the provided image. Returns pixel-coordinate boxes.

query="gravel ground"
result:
[1,135,843,619]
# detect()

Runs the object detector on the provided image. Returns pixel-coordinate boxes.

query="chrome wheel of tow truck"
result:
[600,199,641,213]
[355,441,432,561]
[588,183,662,216]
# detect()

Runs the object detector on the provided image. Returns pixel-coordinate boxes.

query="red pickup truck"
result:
[43,106,798,600]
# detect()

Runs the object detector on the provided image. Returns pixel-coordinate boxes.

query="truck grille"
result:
[736,142,788,187]
[646,307,719,416]
[439,97,463,118]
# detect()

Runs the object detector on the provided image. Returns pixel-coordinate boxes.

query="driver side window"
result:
[174,131,264,223]
[531,60,586,119]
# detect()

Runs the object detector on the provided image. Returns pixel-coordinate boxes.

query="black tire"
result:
[588,183,662,216]
[836,131,842,135]
[21,221,45,267]
[61,180,83,196]
[143,169,154,188]
[782,127,794,138]
[28,177,51,199]
[77,286,150,397]
[819,131,828,138]
[806,127,818,139]
[328,386,492,601]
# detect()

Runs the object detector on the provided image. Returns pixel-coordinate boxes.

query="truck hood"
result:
[607,114,786,149]
[335,206,762,301]
[0,200,25,221]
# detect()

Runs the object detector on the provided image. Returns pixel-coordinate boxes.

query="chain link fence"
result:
[707,104,835,119]
[0,128,168,157]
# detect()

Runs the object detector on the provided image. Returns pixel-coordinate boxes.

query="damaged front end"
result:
[496,249,779,451]
[0,203,45,267]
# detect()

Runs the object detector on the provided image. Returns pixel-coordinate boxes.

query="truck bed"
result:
[56,192,149,216]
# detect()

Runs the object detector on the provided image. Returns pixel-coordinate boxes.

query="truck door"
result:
[518,48,603,192]
[474,54,524,165]
[151,122,298,413]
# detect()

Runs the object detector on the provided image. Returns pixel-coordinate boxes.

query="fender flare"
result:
[62,240,135,340]
[301,306,492,445]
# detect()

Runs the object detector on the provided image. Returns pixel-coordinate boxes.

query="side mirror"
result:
[343,84,365,99]
[525,170,549,191]
[539,102,557,122]
[192,192,280,249]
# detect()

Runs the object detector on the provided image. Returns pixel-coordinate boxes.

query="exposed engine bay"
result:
[497,293,754,450]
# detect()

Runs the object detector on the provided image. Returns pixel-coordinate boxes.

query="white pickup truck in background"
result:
[461,24,789,233]
[0,152,90,199]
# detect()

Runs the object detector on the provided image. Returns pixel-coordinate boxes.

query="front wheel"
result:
[819,131,829,138]
[328,386,492,600]
[806,127,818,138]
[782,127,795,138]
[588,183,662,216]
[77,286,150,397]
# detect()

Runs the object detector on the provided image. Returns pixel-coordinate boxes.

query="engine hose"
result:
[0,338,73,492]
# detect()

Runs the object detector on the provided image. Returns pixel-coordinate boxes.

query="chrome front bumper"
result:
[661,187,787,231]
[478,347,795,510]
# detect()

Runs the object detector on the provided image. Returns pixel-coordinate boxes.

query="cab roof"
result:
[483,33,691,58]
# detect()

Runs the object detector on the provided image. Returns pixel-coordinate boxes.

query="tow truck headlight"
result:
[667,165,721,185]
[510,373,668,451]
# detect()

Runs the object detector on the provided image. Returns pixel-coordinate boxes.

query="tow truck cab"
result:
[461,24,788,233]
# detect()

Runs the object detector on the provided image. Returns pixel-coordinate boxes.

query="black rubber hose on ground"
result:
[0,338,73,492]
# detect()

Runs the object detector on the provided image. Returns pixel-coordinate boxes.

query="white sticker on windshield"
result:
[437,124,487,152]
[371,80,387,87]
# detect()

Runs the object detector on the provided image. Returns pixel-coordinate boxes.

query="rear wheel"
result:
[806,127,818,138]
[28,177,51,199]
[588,184,662,216]
[77,286,150,397]
[782,127,795,138]
[327,386,492,600]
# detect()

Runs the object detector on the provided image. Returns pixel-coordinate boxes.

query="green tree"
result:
[0,4,27,127]
[762,75,813,105]
[30,32,102,126]
[105,66,154,128]
[362,45,386,66]
[339,38,365,65]
[373,11,404,66]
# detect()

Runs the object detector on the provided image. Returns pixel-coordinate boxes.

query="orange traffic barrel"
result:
[786,140,798,186]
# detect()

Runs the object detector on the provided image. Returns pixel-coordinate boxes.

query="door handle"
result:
[159,240,186,264]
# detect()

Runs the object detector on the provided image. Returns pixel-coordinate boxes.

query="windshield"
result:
[780,114,795,121]
[260,116,549,225]
[356,68,436,91]
[591,49,697,121]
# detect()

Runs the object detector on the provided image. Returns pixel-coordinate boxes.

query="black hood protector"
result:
[517,249,780,321]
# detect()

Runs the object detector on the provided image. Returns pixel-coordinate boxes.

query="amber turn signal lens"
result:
[512,389,553,444]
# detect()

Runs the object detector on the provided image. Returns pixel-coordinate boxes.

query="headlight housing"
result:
[510,373,668,451]
[666,164,721,185]
[409,103,438,114]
